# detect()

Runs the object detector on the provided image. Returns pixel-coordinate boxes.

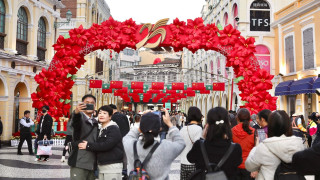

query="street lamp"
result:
[54,9,72,28]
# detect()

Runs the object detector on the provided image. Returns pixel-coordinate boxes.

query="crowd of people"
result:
[9,93,320,180]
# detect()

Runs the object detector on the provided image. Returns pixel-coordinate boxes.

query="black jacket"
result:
[0,120,2,135]
[292,143,320,176]
[112,112,129,137]
[36,114,53,140]
[86,123,124,166]
[187,139,242,180]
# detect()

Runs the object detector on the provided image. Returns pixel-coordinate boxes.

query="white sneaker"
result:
[34,158,41,162]
[61,156,65,162]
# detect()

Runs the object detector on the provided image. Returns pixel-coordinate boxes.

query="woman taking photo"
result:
[78,105,124,180]
[245,110,305,179]
[187,107,242,180]
[179,107,203,179]
[123,109,185,180]
[232,108,255,180]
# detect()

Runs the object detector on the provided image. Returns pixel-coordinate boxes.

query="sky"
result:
[105,0,204,24]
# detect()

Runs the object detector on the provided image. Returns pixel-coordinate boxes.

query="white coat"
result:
[245,135,305,180]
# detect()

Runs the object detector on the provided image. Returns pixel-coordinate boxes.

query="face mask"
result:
[42,110,47,113]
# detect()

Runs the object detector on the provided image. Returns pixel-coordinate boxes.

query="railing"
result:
[11,138,65,147]
[16,39,28,55]
[37,47,46,61]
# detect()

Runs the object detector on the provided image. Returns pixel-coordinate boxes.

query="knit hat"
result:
[140,112,161,133]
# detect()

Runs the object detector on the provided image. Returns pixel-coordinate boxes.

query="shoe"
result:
[17,152,23,155]
[34,158,41,162]
[43,158,49,162]
[61,156,66,162]
[29,152,35,155]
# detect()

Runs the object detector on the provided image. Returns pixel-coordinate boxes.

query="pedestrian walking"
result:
[0,116,3,149]
[35,106,53,161]
[232,108,255,180]
[179,107,203,180]
[61,116,73,162]
[130,114,141,129]
[68,95,98,180]
[291,112,307,139]
[311,112,320,146]
[187,107,242,180]
[245,110,305,180]
[78,105,124,180]
[307,112,318,147]
[17,110,34,155]
[123,109,185,180]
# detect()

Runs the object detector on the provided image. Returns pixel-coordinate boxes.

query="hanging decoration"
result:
[32,17,277,119]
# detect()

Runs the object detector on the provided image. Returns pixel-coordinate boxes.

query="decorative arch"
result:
[32,17,277,119]
[16,1,33,25]
[38,12,52,32]
[0,74,8,96]
[13,78,30,98]
[2,0,12,16]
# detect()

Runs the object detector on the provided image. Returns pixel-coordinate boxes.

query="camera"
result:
[235,16,239,22]
[84,104,94,110]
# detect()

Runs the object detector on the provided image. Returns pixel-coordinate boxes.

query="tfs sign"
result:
[250,10,270,32]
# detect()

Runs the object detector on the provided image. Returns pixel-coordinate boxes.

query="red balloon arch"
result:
[32,17,277,120]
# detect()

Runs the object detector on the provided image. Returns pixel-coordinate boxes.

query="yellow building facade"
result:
[0,0,65,141]
[272,0,320,117]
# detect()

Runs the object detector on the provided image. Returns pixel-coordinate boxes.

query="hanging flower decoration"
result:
[33,17,277,119]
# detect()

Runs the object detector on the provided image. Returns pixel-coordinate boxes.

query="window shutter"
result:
[303,28,314,69]
[285,36,294,73]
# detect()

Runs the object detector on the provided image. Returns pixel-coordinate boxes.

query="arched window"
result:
[37,17,46,61]
[0,0,5,49]
[210,60,214,82]
[200,67,202,81]
[254,45,271,73]
[16,7,28,55]
[216,20,220,27]
[233,4,238,29]
[223,13,228,26]
[250,0,270,32]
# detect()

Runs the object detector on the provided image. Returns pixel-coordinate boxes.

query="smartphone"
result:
[84,104,94,110]
[153,111,168,131]
[256,129,267,142]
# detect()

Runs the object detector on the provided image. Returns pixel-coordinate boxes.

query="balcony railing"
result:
[16,39,28,55]
[37,46,47,61]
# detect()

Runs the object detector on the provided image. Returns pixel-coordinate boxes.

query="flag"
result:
[151,82,164,90]
[110,81,123,89]
[184,85,188,90]
[131,89,143,93]
[187,91,196,97]
[143,85,149,90]
[205,85,213,90]
[172,82,184,90]
[89,80,102,88]
[192,82,205,90]
[200,90,210,94]
[118,87,128,93]
[212,82,225,91]
[166,85,172,90]
[131,81,144,89]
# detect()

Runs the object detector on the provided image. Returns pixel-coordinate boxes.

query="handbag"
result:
[37,139,53,145]
[37,144,52,156]
[188,140,235,180]
[68,125,95,167]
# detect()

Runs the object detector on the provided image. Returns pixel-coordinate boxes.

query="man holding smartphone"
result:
[69,94,98,180]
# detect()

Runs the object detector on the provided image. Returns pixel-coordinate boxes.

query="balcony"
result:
[16,39,28,56]
[37,47,46,61]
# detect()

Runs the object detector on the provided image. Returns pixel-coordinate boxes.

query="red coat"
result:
[232,123,255,169]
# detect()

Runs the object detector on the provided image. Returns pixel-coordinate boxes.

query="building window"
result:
[223,13,228,26]
[303,28,314,70]
[109,66,113,81]
[250,0,270,32]
[210,60,214,82]
[254,45,270,73]
[285,35,295,73]
[233,4,238,29]
[16,7,28,55]
[204,64,207,83]
[0,0,5,49]
[37,17,46,61]
[96,57,103,75]
[200,67,202,81]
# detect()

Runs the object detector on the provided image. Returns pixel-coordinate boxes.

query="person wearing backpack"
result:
[187,107,243,180]
[78,105,124,180]
[123,109,185,180]
[232,108,255,180]
[245,110,305,180]
[179,107,203,180]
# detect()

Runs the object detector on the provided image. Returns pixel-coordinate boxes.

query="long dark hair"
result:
[206,107,232,141]
[143,131,159,149]
[258,109,272,123]
[237,108,252,135]
[268,110,292,138]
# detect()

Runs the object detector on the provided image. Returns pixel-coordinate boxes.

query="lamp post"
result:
[54,9,72,28]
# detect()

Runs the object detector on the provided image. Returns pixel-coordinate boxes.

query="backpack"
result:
[274,161,306,180]
[188,140,235,180]
[128,141,159,180]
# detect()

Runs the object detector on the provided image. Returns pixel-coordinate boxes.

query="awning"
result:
[289,77,316,95]
[275,80,294,96]
[313,77,320,89]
